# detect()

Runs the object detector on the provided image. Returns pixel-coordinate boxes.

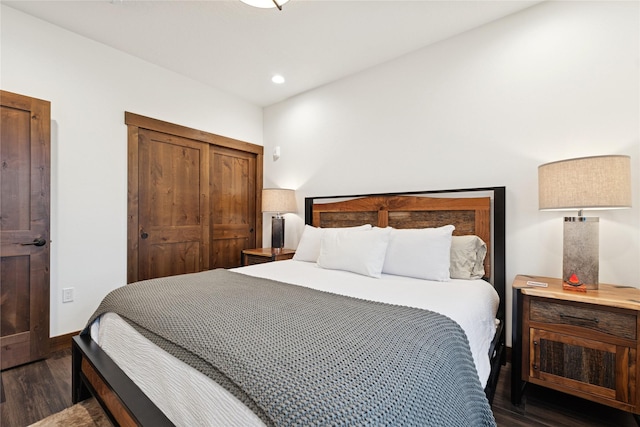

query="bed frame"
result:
[72,186,506,425]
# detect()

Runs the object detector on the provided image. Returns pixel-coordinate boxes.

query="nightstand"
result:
[241,248,295,266]
[511,274,640,416]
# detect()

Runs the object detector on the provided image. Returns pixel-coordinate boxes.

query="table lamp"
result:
[538,155,632,290]
[262,188,297,249]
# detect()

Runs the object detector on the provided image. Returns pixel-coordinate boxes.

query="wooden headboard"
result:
[308,195,491,277]
[304,187,506,320]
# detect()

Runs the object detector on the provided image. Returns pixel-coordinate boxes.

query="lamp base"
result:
[563,216,599,290]
[271,216,285,249]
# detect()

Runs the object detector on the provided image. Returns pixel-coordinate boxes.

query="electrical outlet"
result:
[62,287,74,303]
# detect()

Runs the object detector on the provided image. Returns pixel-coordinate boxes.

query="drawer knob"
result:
[533,341,538,346]
[560,314,599,323]
[533,365,538,370]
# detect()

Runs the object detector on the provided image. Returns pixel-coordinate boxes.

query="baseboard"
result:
[50,331,80,353]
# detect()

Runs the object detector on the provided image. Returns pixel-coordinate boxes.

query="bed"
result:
[72,187,506,426]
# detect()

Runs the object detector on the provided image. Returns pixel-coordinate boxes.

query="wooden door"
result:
[136,129,210,280]
[0,91,50,370]
[211,146,257,268]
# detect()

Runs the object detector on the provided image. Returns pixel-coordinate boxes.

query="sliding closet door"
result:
[135,129,210,281]
[211,146,257,268]
[127,112,263,283]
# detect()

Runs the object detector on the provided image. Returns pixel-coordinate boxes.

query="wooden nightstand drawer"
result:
[530,299,637,340]
[528,328,628,401]
[244,254,273,265]
[242,248,296,266]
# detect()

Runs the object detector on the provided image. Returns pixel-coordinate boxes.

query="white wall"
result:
[1,5,264,337]
[263,1,640,345]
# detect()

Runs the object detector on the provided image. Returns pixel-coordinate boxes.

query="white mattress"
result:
[91,260,499,426]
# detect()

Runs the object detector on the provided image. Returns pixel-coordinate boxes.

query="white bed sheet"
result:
[91,260,499,426]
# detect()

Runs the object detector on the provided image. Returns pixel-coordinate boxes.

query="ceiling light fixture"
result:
[240,0,289,11]
[272,75,285,84]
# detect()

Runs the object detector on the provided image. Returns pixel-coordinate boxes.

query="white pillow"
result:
[382,225,455,281]
[293,224,372,262]
[317,227,391,278]
[450,235,487,280]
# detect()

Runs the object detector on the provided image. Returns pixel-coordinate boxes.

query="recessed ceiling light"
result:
[272,75,286,84]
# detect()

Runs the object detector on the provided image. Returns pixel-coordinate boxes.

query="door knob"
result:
[21,238,46,247]
[141,232,149,239]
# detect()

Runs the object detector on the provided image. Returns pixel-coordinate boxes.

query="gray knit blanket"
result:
[83,269,496,426]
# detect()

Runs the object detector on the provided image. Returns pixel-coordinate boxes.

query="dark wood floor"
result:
[1,350,638,426]
[493,364,637,426]
[1,348,73,427]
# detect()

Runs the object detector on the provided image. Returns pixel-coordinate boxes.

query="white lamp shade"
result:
[262,188,297,213]
[538,155,632,211]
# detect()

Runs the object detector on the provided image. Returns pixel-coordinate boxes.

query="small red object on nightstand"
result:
[563,273,587,292]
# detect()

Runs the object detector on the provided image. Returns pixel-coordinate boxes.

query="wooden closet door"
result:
[127,112,263,282]
[211,146,257,268]
[135,129,210,280]
[0,91,50,369]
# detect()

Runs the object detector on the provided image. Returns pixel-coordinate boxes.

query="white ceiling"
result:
[3,0,542,107]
